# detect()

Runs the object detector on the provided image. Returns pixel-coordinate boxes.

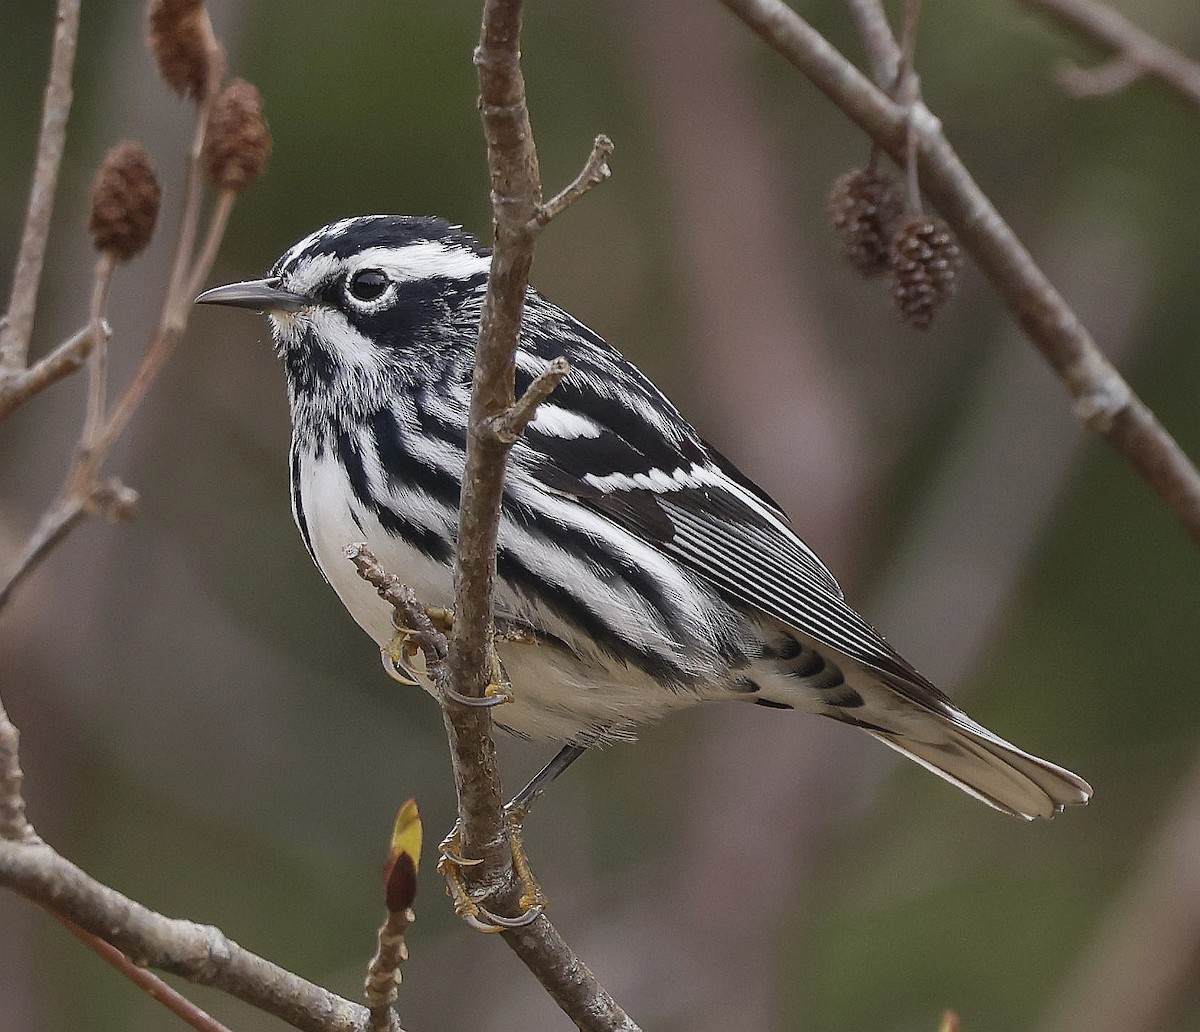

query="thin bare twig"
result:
[0,704,38,845]
[0,324,99,423]
[846,0,901,88]
[0,837,371,1032]
[428,2,637,1028]
[896,0,923,212]
[82,253,117,448]
[0,478,137,612]
[717,0,1200,548]
[1018,0,1200,111]
[364,909,411,1032]
[186,189,238,303]
[533,135,614,227]
[49,911,234,1032]
[345,544,449,675]
[486,356,571,444]
[0,0,81,374]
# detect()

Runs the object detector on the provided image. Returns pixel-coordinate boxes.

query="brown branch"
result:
[345,544,449,675]
[49,911,234,1032]
[2,71,240,613]
[0,478,137,612]
[533,135,614,228]
[363,909,410,1032]
[0,0,81,374]
[717,0,1200,548]
[0,324,98,423]
[0,838,372,1032]
[416,3,640,1028]
[0,704,38,845]
[845,0,901,88]
[485,356,571,444]
[1018,0,1200,112]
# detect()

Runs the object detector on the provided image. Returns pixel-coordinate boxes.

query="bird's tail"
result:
[846,683,1092,819]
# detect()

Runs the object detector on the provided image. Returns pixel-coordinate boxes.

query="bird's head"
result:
[196,214,491,397]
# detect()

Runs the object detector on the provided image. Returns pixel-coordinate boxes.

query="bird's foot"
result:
[381,625,423,686]
[442,645,516,708]
[437,815,545,933]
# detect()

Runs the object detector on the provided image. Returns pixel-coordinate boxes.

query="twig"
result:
[845,0,901,88]
[896,0,923,212]
[0,837,371,1032]
[364,909,411,1032]
[0,478,137,613]
[0,0,81,374]
[485,356,571,444]
[0,324,98,423]
[426,2,638,1027]
[345,544,449,674]
[185,189,238,304]
[717,0,1200,548]
[49,910,234,1032]
[82,253,117,448]
[533,135,614,227]
[1017,0,1200,112]
[1055,53,1144,98]
[0,703,38,844]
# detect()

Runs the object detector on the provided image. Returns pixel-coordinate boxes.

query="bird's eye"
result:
[347,268,390,303]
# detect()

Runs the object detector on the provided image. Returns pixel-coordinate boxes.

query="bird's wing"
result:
[512,309,937,692]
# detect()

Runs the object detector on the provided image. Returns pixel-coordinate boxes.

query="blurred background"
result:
[3,1,1200,1030]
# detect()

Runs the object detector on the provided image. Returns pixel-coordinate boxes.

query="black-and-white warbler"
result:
[198,214,1090,821]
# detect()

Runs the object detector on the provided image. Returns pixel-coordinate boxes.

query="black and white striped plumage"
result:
[199,214,1091,820]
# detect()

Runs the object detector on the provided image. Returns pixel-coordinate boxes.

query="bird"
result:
[197,213,1091,826]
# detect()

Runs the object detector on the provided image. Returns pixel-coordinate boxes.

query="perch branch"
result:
[416,2,639,1027]
[0,324,99,423]
[717,0,1200,547]
[0,837,373,1032]
[1017,0,1200,111]
[0,0,81,374]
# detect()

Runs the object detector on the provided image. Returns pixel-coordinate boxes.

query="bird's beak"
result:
[195,277,310,313]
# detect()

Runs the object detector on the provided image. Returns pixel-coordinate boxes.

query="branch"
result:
[0,478,137,613]
[0,838,372,1032]
[1017,0,1200,111]
[392,5,639,1026]
[0,324,98,423]
[717,0,1200,548]
[845,0,901,88]
[485,356,571,444]
[0,704,37,844]
[0,0,81,374]
[533,135,614,228]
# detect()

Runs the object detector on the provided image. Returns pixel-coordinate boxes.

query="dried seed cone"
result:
[889,216,961,329]
[88,141,162,261]
[829,167,903,276]
[203,79,272,193]
[147,0,224,100]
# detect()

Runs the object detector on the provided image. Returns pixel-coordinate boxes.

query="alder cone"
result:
[147,0,224,100]
[88,141,162,261]
[203,79,272,193]
[829,167,903,276]
[889,216,961,329]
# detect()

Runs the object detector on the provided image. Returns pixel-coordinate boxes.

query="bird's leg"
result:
[381,616,424,686]
[437,613,546,709]
[438,744,588,933]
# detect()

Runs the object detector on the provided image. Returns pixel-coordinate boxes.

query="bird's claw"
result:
[437,816,546,934]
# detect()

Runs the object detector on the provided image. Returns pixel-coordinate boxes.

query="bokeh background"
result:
[3,1,1200,1030]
